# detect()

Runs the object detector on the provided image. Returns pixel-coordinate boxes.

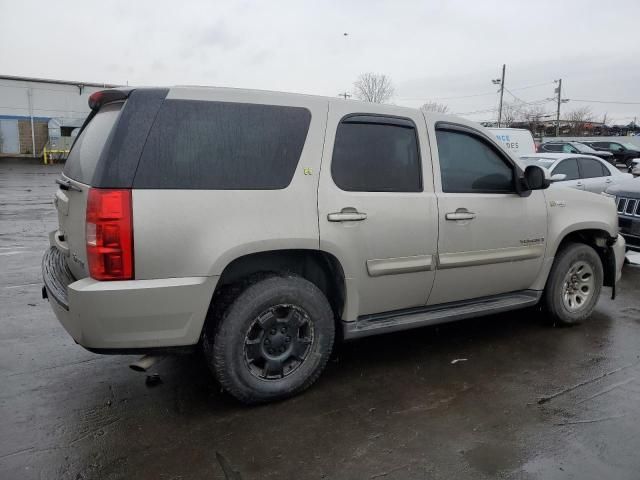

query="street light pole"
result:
[497,64,505,128]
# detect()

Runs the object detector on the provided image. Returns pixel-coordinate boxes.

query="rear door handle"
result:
[576,181,584,187]
[605,178,613,183]
[328,208,367,222]
[445,210,476,221]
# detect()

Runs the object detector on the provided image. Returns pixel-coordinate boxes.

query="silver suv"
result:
[43,87,626,404]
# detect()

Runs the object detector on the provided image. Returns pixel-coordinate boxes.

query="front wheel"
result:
[204,275,335,404]
[542,242,603,326]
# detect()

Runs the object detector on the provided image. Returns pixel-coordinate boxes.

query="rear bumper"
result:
[42,247,218,350]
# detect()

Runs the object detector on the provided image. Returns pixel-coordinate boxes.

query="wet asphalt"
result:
[1,159,640,480]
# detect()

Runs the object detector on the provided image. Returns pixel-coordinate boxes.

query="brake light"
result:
[86,188,134,280]
[88,89,128,110]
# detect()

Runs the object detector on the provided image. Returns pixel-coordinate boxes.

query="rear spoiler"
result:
[88,88,134,110]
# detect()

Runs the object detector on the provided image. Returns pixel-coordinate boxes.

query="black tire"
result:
[203,275,335,404]
[542,242,603,326]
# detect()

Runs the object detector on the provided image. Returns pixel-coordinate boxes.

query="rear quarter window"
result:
[133,100,312,189]
[63,102,122,184]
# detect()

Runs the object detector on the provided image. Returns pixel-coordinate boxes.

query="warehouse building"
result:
[0,75,118,157]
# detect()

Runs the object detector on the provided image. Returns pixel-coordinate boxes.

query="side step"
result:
[343,290,542,340]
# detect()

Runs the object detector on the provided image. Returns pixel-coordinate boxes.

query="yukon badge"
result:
[550,200,566,207]
[520,237,545,246]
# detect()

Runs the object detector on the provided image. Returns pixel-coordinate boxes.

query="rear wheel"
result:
[543,243,603,326]
[203,275,335,404]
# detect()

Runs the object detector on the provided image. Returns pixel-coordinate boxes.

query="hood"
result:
[605,177,640,198]
[593,150,614,157]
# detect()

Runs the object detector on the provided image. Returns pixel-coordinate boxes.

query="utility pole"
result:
[338,92,351,100]
[555,79,562,137]
[492,64,506,127]
[498,64,505,128]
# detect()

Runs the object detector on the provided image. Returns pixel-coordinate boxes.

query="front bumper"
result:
[42,247,218,350]
[613,234,626,281]
[618,215,640,252]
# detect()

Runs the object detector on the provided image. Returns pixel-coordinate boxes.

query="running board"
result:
[343,290,542,340]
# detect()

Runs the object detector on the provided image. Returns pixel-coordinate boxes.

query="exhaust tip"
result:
[129,354,163,373]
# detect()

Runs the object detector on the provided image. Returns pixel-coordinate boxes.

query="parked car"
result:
[604,178,640,251]
[519,153,633,194]
[42,87,625,404]
[630,158,640,176]
[582,140,640,168]
[488,127,536,157]
[539,141,616,164]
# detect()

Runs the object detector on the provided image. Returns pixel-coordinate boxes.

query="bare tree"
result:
[420,101,449,114]
[565,107,594,135]
[499,102,519,127]
[519,104,547,123]
[353,73,394,103]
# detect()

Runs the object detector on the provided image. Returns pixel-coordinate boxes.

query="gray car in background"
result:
[520,153,632,193]
[539,141,616,165]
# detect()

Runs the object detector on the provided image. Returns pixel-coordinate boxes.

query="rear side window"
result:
[435,129,514,193]
[553,159,579,180]
[134,100,311,189]
[579,158,607,178]
[543,144,562,152]
[331,118,421,192]
[63,102,122,184]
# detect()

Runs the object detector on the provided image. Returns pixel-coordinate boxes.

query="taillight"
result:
[86,188,134,280]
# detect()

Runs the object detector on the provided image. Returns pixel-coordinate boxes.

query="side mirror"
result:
[550,173,567,182]
[523,165,550,191]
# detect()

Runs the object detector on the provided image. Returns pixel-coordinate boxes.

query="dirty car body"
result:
[43,86,626,403]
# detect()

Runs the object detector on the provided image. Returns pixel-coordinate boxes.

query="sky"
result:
[2,0,640,124]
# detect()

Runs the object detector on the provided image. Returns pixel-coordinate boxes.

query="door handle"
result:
[605,178,613,183]
[576,181,584,187]
[328,207,367,222]
[445,209,476,221]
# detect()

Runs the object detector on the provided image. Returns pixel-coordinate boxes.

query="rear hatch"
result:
[53,102,124,280]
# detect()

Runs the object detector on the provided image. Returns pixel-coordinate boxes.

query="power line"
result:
[396,91,497,101]
[569,98,640,105]
[396,81,555,102]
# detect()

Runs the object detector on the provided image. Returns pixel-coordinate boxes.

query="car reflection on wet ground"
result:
[2,160,640,479]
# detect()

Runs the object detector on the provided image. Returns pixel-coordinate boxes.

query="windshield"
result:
[573,142,597,153]
[622,142,639,150]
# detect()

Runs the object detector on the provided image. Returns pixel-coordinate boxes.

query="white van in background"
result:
[488,128,536,157]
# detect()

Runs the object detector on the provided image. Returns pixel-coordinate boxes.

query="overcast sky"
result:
[2,0,639,124]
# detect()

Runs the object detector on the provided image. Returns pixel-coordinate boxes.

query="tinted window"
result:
[134,100,311,189]
[331,119,421,192]
[436,129,514,193]
[543,143,562,152]
[579,158,607,178]
[553,159,579,180]
[562,144,577,153]
[609,143,624,151]
[63,102,122,184]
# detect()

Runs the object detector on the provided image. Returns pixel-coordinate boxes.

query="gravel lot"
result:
[2,159,640,480]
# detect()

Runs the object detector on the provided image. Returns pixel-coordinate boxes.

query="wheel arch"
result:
[210,249,348,326]
[550,228,618,288]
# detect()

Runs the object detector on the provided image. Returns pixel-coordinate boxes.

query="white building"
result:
[0,75,118,157]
